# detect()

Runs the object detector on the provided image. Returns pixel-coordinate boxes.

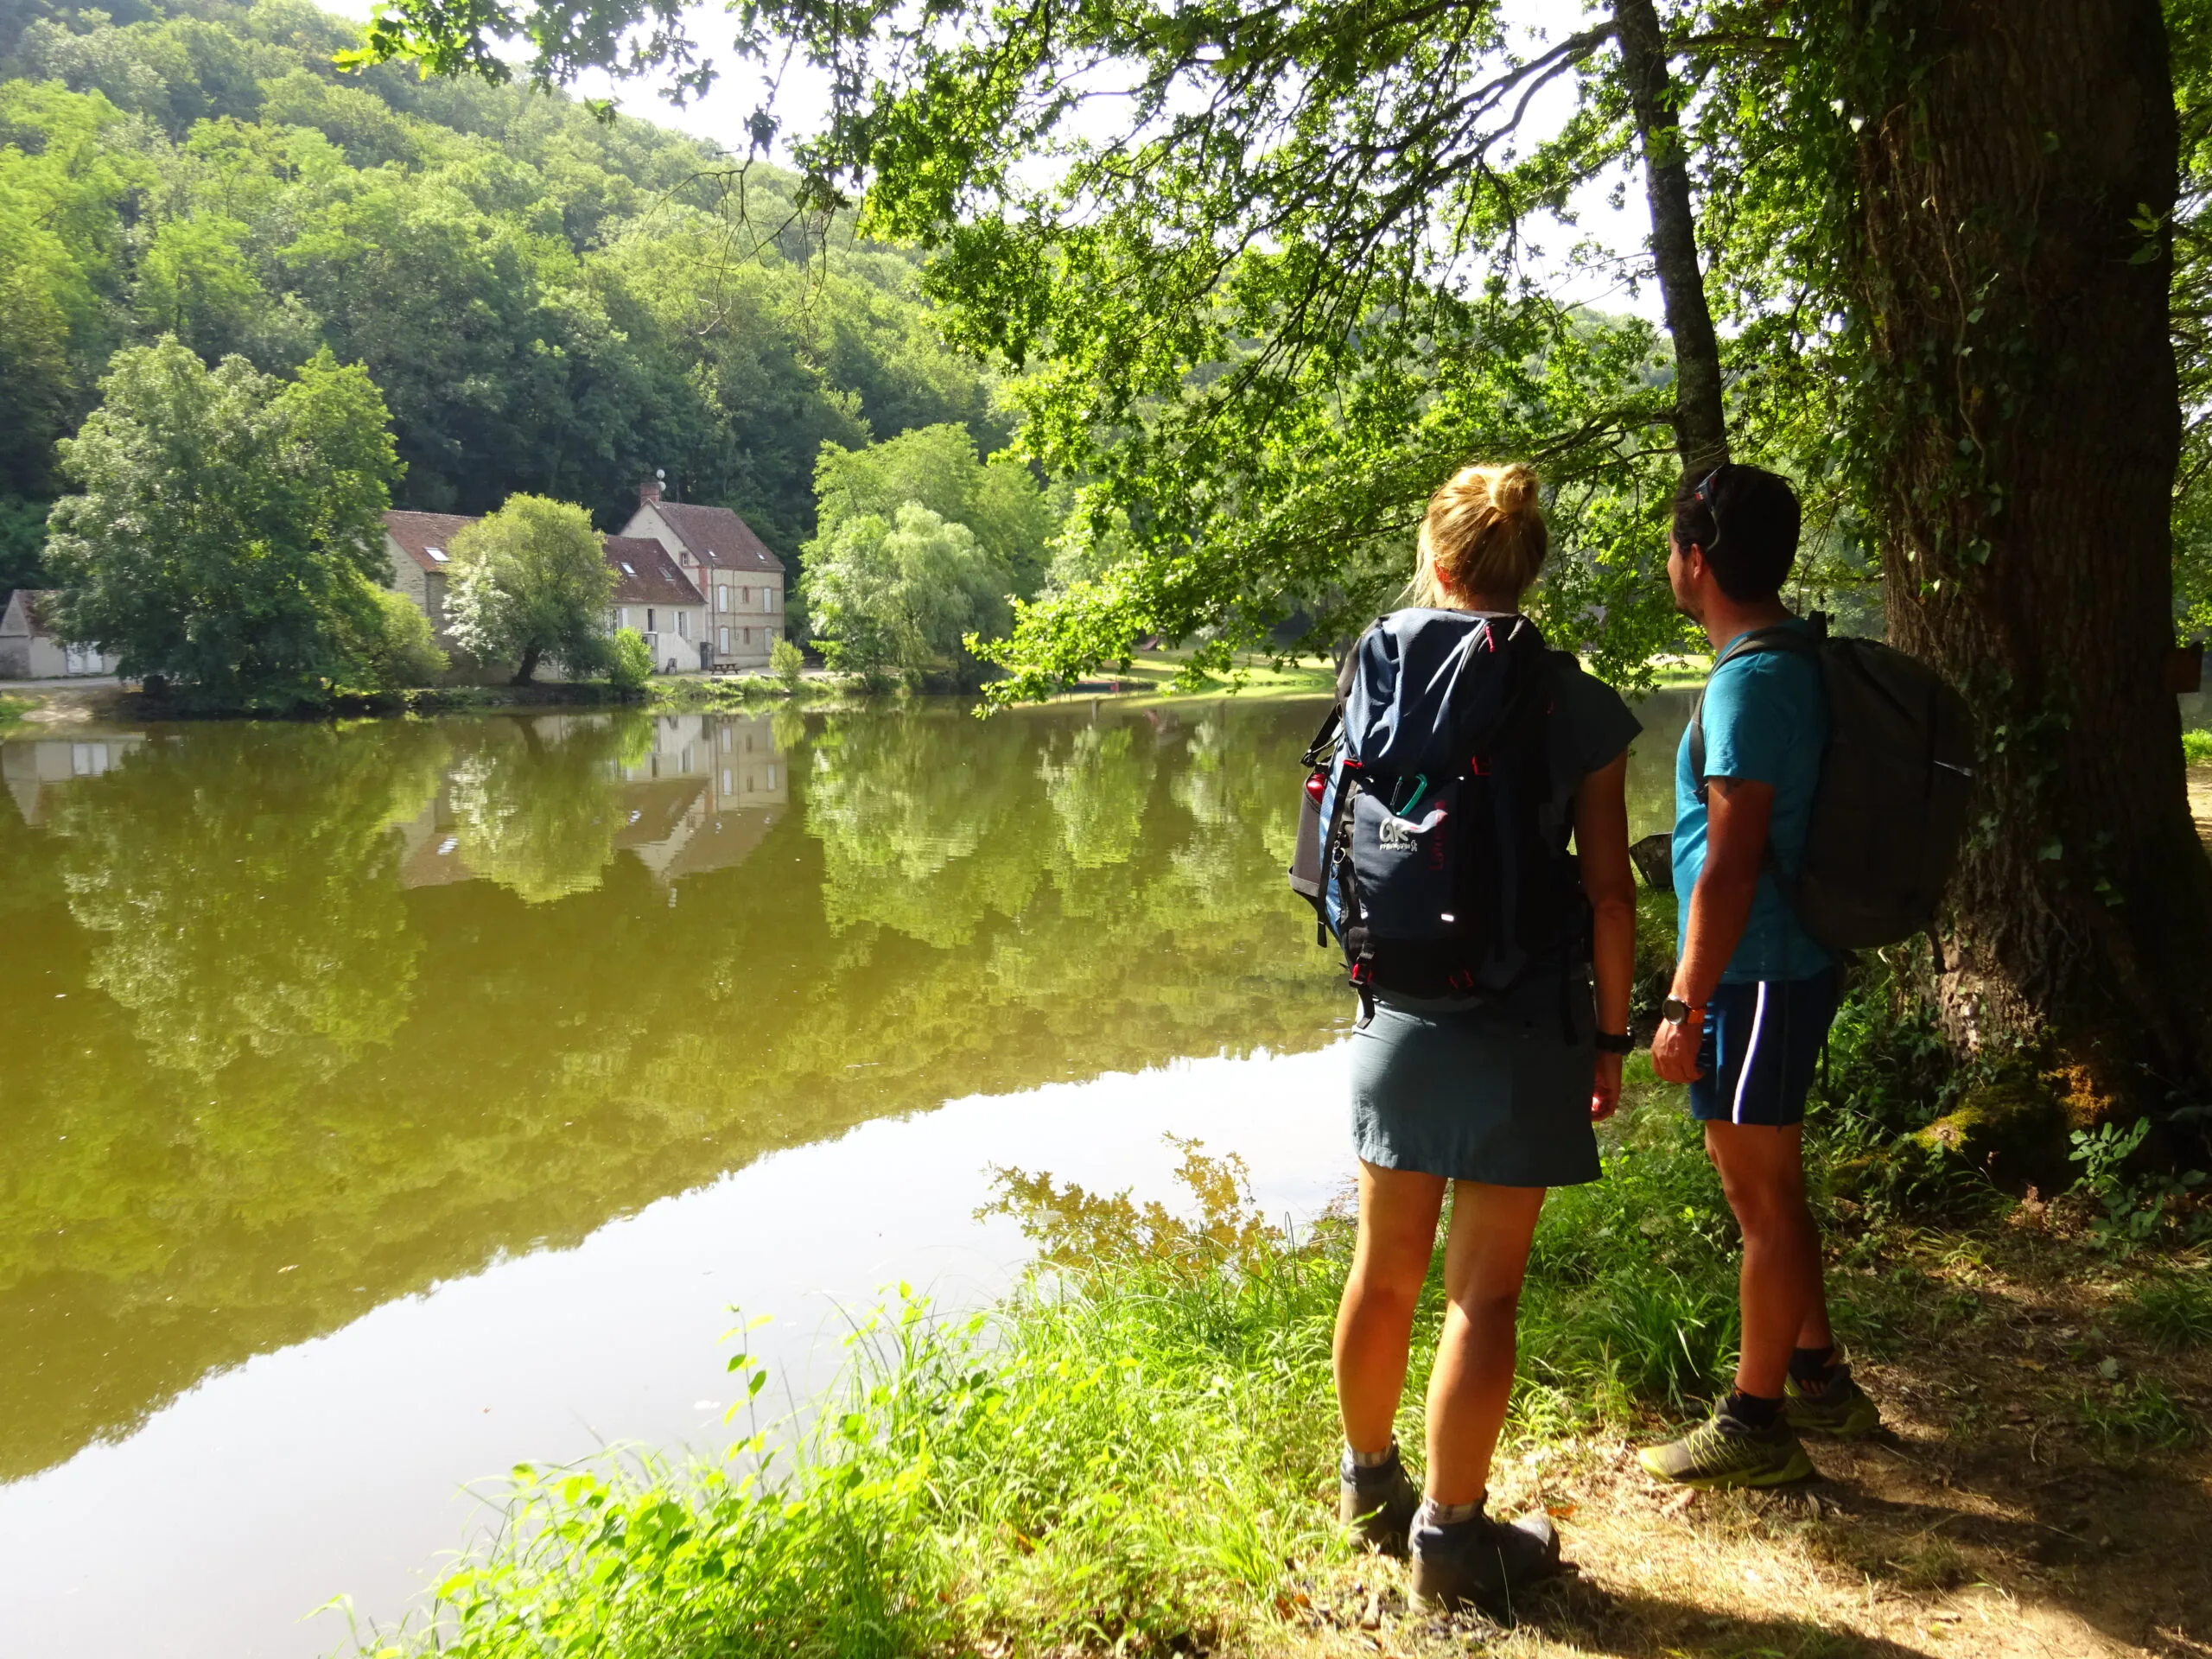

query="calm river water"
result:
[0,690,1697,1657]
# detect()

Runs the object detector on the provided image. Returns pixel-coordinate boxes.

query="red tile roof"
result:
[605,537,705,606]
[384,511,480,573]
[649,502,783,574]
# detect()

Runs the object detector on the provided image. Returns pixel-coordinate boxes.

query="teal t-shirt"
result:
[1671,620,1834,984]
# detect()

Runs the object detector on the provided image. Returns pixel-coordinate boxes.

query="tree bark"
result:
[1614,0,1730,476]
[512,646,540,685]
[1843,0,2212,1118]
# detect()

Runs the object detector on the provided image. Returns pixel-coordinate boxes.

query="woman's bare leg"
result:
[1423,1181,1548,1506]
[1334,1160,1447,1454]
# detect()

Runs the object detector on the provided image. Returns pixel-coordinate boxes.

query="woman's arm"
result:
[1573,753,1636,1120]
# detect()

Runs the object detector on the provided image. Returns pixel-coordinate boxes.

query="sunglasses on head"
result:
[1688,464,1726,554]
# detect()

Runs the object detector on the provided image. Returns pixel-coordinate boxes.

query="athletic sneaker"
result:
[1785,1363,1882,1440]
[1338,1446,1420,1555]
[1408,1505,1566,1621]
[1637,1408,1815,1488]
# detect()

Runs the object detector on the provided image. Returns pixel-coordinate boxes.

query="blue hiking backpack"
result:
[1289,610,1588,1009]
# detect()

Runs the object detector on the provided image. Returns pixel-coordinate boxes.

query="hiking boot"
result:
[1637,1408,1815,1489]
[1785,1362,1882,1440]
[1338,1446,1420,1555]
[1408,1505,1565,1621]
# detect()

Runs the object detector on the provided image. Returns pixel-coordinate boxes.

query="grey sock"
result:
[1346,1440,1398,1470]
[1418,1495,1485,1528]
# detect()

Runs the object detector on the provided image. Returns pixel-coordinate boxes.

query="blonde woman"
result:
[1325,464,1638,1615]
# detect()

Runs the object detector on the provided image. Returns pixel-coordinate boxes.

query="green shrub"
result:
[2183,728,2212,766]
[770,634,806,689]
[352,586,448,690]
[605,626,654,691]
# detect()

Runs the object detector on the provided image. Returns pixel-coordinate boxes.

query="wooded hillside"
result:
[0,0,1004,587]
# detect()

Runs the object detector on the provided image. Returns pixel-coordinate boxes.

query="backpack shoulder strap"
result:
[1301,621,1380,768]
[1687,613,1829,791]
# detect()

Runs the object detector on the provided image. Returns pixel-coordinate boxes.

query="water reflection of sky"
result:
[0,1048,1351,1659]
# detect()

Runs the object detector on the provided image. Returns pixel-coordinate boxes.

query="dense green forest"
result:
[0,0,1007,589]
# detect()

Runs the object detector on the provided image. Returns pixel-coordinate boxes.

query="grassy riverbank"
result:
[352,967,2212,1659]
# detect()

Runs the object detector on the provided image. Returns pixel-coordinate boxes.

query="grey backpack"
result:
[1688,613,1977,951]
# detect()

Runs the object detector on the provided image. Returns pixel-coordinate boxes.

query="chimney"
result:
[639,467,665,508]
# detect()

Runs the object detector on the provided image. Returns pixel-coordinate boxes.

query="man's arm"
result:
[1651,776,1774,1084]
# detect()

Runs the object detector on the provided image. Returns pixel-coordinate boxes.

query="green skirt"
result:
[1349,969,1603,1189]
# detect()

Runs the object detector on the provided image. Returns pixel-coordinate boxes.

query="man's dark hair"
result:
[1671,463,1802,601]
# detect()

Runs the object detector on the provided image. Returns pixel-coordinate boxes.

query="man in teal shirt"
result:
[1640,464,1880,1490]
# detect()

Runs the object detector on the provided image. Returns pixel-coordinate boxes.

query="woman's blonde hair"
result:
[1412,462,1548,607]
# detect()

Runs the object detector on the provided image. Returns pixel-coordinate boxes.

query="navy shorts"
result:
[1688,968,1840,1128]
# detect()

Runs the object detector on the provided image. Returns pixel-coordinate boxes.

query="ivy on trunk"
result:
[1829,0,2212,1113]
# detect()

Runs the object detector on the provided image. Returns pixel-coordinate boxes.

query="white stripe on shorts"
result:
[1732,981,1771,1124]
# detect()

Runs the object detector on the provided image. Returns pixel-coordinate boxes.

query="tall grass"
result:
[354,1079,1765,1659]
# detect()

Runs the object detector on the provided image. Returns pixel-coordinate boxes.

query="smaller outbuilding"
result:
[0,590,121,679]
[605,536,709,673]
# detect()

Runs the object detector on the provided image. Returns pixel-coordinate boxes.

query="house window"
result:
[614,607,628,629]
[718,626,729,653]
[721,768,733,794]
[677,611,689,639]
[646,607,656,632]
[740,586,750,607]
[764,588,775,612]
[717,586,730,612]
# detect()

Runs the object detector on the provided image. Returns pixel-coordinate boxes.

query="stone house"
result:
[0,590,121,679]
[382,511,478,652]
[604,536,709,673]
[620,477,787,670]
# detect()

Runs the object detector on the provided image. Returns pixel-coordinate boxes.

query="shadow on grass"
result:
[1514,1577,1941,1658]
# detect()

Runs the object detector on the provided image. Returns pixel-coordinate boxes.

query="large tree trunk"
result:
[1844,0,2212,1119]
[512,646,541,685]
[1614,0,1730,475]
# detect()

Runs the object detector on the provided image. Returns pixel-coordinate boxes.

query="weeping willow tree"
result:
[352,0,2212,1130]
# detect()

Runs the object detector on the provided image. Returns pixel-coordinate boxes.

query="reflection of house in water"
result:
[394,714,788,892]
[617,714,788,884]
[3,735,149,825]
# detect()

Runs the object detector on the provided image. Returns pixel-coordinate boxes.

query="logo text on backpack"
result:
[1377,816,1417,851]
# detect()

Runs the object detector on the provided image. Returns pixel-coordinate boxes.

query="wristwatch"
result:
[1594,1031,1634,1055]
[1660,995,1706,1027]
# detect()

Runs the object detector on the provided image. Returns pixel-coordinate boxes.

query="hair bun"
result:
[1491,463,1539,518]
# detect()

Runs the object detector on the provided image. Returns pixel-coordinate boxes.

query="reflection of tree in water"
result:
[1039,721,1156,877]
[805,709,1045,946]
[2,698,1350,1484]
[448,715,635,904]
[53,724,448,1079]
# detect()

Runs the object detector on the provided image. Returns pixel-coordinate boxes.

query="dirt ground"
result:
[1284,1221,2212,1659]
[2192,766,2210,847]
